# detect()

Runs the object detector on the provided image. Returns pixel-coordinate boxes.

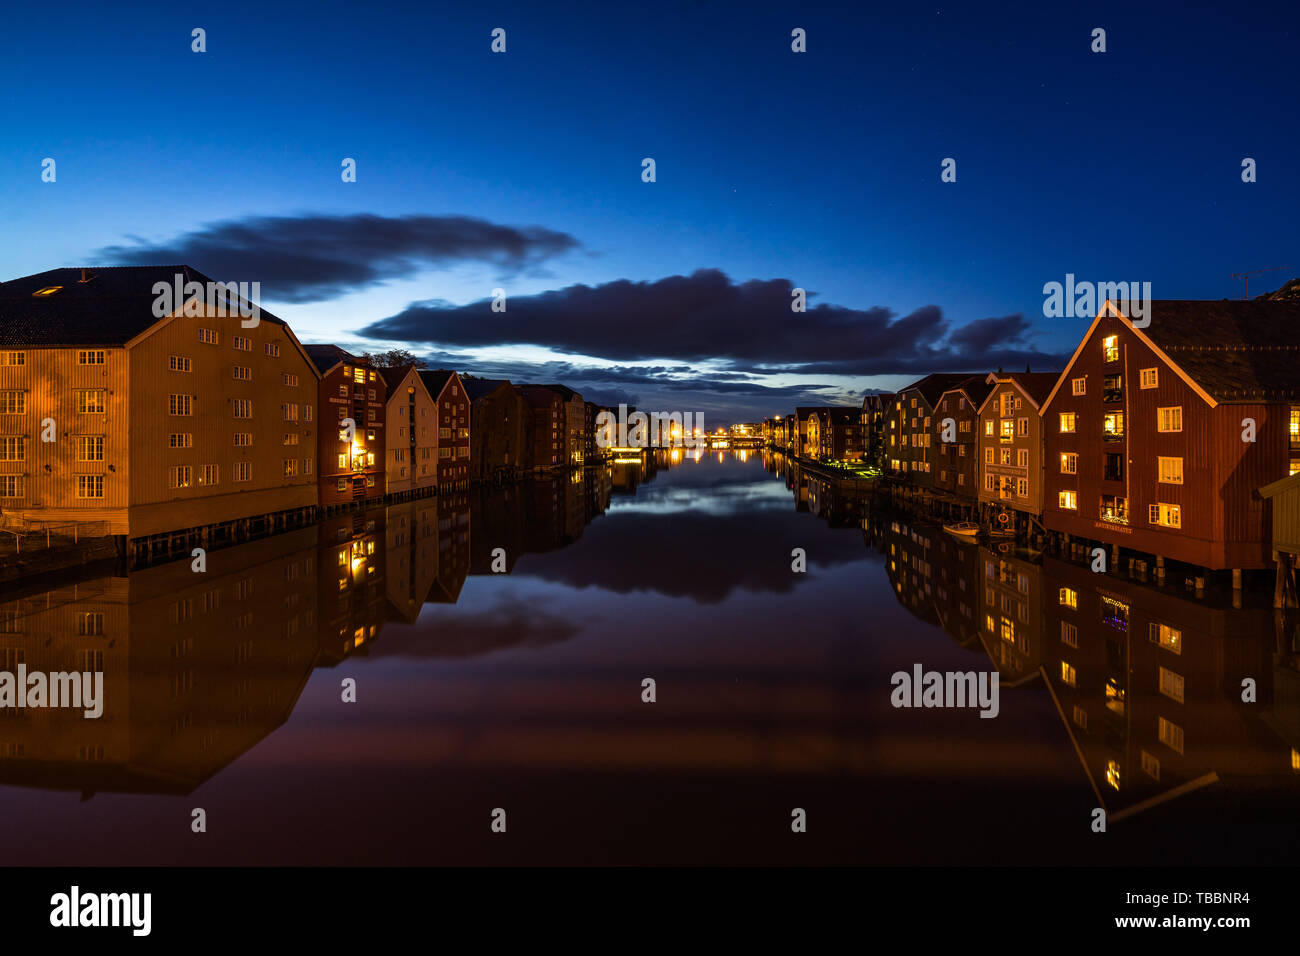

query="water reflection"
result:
[2,449,1298,862]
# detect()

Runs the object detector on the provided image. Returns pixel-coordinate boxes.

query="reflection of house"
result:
[0,529,321,795]
[305,345,386,508]
[315,510,388,664]
[1041,555,1287,819]
[379,366,437,498]
[1042,298,1300,571]
[384,497,440,622]
[429,489,470,603]
[975,545,1047,685]
[0,266,320,541]
[517,385,565,471]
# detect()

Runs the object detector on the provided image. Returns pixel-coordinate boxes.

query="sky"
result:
[1,0,1297,423]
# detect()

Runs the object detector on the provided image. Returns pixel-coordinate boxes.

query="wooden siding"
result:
[977,380,1047,516]
[383,368,437,495]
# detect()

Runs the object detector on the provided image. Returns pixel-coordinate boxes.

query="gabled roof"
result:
[899,372,983,408]
[462,376,514,401]
[418,369,460,398]
[978,370,1063,413]
[1042,298,1300,412]
[862,391,894,410]
[303,343,361,374]
[0,265,288,347]
[1259,471,1300,499]
[937,376,994,410]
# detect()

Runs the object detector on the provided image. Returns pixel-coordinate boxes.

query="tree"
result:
[362,348,428,369]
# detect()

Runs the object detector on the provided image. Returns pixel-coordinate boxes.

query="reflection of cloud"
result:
[516,506,876,603]
[363,268,1066,375]
[368,593,581,659]
[98,213,581,303]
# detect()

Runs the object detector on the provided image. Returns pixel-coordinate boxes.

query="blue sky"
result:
[2,0,1296,421]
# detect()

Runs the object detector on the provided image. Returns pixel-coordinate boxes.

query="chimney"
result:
[78,268,96,283]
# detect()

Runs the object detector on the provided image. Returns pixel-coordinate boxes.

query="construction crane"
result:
[1229,266,1290,299]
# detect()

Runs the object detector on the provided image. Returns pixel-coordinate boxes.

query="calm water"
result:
[3,449,1299,865]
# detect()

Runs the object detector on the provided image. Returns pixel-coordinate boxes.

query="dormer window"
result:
[32,286,63,297]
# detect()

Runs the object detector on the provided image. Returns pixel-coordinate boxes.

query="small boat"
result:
[986,526,1016,538]
[943,521,980,538]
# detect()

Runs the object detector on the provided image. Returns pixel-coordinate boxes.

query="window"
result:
[1157,406,1182,433]
[78,436,103,461]
[1073,707,1088,730]
[1059,490,1077,510]
[1141,750,1160,780]
[77,390,106,413]
[1157,716,1184,754]
[1017,417,1028,437]
[77,475,104,498]
[337,454,347,469]
[265,343,281,357]
[305,405,312,422]
[984,448,994,464]
[0,351,25,366]
[304,457,313,475]
[233,399,253,419]
[439,447,450,459]
[1158,456,1183,484]
[169,394,192,416]
[169,355,191,372]
[0,437,25,461]
[283,433,299,446]
[171,465,193,489]
[0,391,25,414]
[234,461,252,482]
[353,368,366,384]
[1102,412,1124,440]
[1059,412,1076,433]
[282,403,299,421]
[1103,335,1119,362]
[1016,477,1028,497]
[1140,368,1158,389]
[0,475,24,498]
[1099,494,1128,524]
[1016,449,1028,468]
[1061,621,1079,648]
[198,329,219,345]
[1102,374,1123,402]
[1104,453,1123,481]
[78,349,105,365]
[1071,377,1086,396]
[984,475,997,492]
[170,433,193,448]
[1150,623,1182,653]
[1059,587,1077,609]
[1149,503,1182,528]
[200,464,219,486]
[233,365,251,381]
[984,420,993,436]
[233,336,252,351]
[1000,449,1011,465]
[282,373,298,386]
[368,388,376,401]
[283,459,298,477]
[999,419,1014,442]
[1060,661,1077,687]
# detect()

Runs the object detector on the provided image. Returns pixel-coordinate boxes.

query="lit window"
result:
[1158,406,1183,433]
[1059,587,1077,609]
[1060,661,1077,687]
[33,286,63,297]
[1157,716,1184,754]
[1157,456,1183,484]
[1059,412,1076,433]
[1071,377,1086,396]
[1058,490,1077,510]
[1102,412,1124,440]
[1140,368,1158,389]
[1103,335,1119,362]
[1148,502,1181,528]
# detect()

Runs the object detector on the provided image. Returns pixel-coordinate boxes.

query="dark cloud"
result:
[361,268,1067,375]
[98,214,581,303]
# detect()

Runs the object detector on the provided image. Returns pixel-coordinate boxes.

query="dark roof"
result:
[938,376,994,409]
[462,377,513,401]
[899,372,983,408]
[862,392,894,410]
[0,265,288,348]
[1138,299,1300,403]
[795,405,858,421]
[304,343,362,374]
[377,365,420,390]
[538,384,582,402]
[418,369,459,397]
[988,371,1062,408]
